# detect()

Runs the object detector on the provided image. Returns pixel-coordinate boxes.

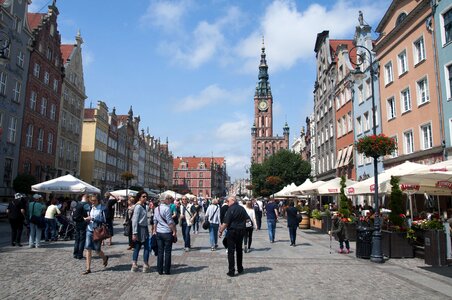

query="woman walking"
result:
[243,200,257,253]
[205,198,221,251]
[7,193,26,246]
[125,196,136,250]
[131,191,151,273]
[192,199,201,234]
[82,195,109,275]
[28,194,45,248]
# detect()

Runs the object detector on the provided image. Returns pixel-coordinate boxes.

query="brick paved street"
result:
[0,217,451,300]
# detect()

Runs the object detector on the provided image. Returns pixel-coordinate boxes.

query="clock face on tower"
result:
[258,100,268,111]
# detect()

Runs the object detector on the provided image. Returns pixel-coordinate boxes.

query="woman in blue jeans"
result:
[205,199,221,251]
[131,191,150,273]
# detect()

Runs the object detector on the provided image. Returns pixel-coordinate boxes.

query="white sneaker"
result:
[184,247,190,252]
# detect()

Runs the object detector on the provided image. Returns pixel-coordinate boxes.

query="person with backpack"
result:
[7,193,26,246]
[72,194,90,259]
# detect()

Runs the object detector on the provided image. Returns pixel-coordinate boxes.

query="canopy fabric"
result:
[110,189,138,197]
[160,190,183,199]
[346,161,425,195]
[31,174,100,194]
[299,180,327,195]
[273,183,298,197]
[291,179,312,195]
[316,177,357,195]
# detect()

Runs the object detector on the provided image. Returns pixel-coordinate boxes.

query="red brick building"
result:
[173,156,227,198]
[18,3,63,181]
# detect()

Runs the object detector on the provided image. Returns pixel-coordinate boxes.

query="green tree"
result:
[250,150,311,197]
[338,176,351,218]
[389,176,404,227]
[13,174,37,194]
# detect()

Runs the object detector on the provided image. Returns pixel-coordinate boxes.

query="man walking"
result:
[180,196,196,252]
[265,197,279,243]
[219,196,249,277]
[254,198,263,230]
[72,194,90,259]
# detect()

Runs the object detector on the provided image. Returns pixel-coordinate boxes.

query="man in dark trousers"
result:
[219,196,249,277]
[72,194,90,259]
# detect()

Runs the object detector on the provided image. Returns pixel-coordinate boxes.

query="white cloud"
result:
[139,0,189,32]
[236,0,389,73]
[215,115,250,142]
[224,154,251,180]
[174,84,250,112]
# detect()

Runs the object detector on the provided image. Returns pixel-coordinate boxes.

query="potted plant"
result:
[381,176,414,258]
[297,204,310,229]
[355,134,397,158]
[411,218,447,265]
[310,209,323,230]
[338,176,357,241]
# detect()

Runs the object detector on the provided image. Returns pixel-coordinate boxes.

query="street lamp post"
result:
[350,45,384,263]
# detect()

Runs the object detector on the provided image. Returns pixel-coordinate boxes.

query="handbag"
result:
[123,223,130,236]
[148,234,158,256]
[246,219,253,228]
[203,205,218,230]
[93,224,111,241]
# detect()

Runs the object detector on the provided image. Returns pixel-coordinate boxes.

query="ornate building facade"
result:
[251,41,289,164]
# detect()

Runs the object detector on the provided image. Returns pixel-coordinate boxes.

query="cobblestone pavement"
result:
[0,217,451,300]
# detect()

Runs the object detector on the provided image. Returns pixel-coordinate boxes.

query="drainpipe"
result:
[428,2,445,160]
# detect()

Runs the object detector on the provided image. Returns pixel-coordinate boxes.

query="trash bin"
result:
[356,226,373,259]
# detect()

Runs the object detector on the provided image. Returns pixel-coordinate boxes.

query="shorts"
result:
[85,230,102,252]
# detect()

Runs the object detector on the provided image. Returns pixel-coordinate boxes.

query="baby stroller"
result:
[56,215,75,240]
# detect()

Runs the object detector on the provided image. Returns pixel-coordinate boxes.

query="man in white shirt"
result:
[180,196,196,252]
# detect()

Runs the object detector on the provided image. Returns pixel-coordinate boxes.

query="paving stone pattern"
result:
[0,217,451,299]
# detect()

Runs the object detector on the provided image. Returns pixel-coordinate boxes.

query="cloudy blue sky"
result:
[30,0,391,180]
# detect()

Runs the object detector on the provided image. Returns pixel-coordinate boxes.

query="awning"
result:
[342,145,354,166]
[334,149,343,169]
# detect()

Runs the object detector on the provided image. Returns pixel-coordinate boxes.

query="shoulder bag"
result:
[30,202,45,228]
[202,205,219,230]
[158,207,177,243]
[93,210,111,242]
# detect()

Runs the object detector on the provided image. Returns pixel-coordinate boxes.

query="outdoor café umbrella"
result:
[31,174,100,194]
[110,189,138,197]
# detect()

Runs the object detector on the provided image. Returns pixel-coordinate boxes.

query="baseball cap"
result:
[33,194,42,199]
[14,193,24,200]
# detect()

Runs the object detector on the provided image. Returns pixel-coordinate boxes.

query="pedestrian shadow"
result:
[188,246,211,251]
[248,247,271,252]
[106,263,132,272]
[170,264,207,274]
[275,239,290,243]
[243,266,272,274]
[296,242,312,247]
[419,266,452,278]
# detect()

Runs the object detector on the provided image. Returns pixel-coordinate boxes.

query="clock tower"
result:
[251,39,289,164]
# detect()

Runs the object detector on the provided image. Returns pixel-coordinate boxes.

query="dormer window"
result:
[396,13,407,26]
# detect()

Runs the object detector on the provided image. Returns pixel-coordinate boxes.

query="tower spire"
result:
[256,36,271,97]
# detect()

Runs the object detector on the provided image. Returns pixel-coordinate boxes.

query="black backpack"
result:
[72,202,86,222]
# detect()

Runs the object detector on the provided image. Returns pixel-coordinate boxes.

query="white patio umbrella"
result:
[301,180,327,195]
[31,174,100,194]
[110,189,138,197]
[161,190,183,199]
[291,178,312,195]
[316,177,357,195]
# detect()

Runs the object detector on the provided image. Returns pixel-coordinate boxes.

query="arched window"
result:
[396,13,407,26]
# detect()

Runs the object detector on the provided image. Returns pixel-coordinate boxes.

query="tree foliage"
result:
[250,150,311,197]
[338,176,351,218]
[13,174,37,194]
[389,176,404,226]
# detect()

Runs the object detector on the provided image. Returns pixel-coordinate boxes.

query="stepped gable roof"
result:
[60,44,75,63]
[174,157,225,169]
[27,13,45,30]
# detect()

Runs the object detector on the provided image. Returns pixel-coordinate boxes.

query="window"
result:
[417,77,429,105]
[12,80,21,103]
[40,98,47,116]
[33,63,40,78]
[347,112,352,132]
[447,64,452,100]
[404,130,414,154]
[341,116,346,136]
[26,124,33,147]
[59,139,65,158]
[329,122,334,138]
[0,71,7,95]
[337,120,342,137]
[398,50,408,75]
[37,129,44,151]
[363,112,370,132]
[384,62,393,85]
[390,136,398,158]
[17,51,24,68]
[356,117,362,135]
[47,133,53,154]
[53,79,58,93]
[358,85,363,103]
[413,37,426,64]
[401,88,411,113]
[387,97,396,119]
[4,158,13,187]
[50,104,56,120]
[7,116,17,143]
[30,91,37,110]
[420,123,432,150]
[443,8,452,44]
[44,72,49,85]
[46,47,52,61]
[365,79,371,99]
[199,180,203,187]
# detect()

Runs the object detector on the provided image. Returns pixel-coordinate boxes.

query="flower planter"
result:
[310,218,323,230]
[424,230,447,266]
[299,213,310,229]
[321,215,331,233]
[344,222,357,242]
[381,230,414,258]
